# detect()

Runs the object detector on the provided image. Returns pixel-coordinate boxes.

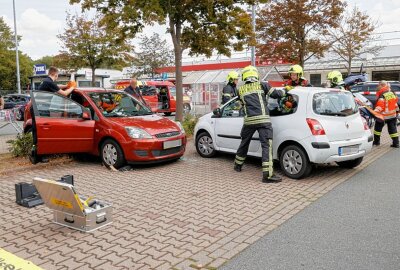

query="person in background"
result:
[37,66,75,96]
[285,64,312,90]
[373,81,399,148]
[222,71,239,104]
[0,94,4,110]
[124,78,147,106]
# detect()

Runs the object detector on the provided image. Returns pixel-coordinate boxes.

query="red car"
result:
[24,89,187,168]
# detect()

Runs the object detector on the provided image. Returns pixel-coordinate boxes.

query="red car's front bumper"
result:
[120,135,187,163]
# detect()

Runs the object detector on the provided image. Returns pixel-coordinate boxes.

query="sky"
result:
[0,0,400,60]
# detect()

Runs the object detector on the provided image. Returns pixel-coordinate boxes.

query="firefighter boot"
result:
[262,173,282,183]
[391,137,399,148]
[373,135,380,146]
[234,163,242,172]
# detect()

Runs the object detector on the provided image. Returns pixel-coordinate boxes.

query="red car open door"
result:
[30,91,95,155]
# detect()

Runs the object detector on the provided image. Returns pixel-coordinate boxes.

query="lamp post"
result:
[13,0,21,94]
[251,4,256,66]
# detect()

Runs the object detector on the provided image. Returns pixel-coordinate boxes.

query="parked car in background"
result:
[3,94,30,120]
[24,89,186,168]
[350,81,400,106]
[115,80,192,115]
[194,87,373,179]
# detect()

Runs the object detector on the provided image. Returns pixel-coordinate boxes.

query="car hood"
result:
[108,114,180,136]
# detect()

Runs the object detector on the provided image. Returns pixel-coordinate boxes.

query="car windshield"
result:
[313,91,358,116]
[88,92,152,117]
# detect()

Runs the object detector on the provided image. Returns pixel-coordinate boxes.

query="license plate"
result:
[338,145,359,156]
[163,139,182,149]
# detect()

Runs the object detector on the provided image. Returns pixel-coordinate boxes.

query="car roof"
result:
[4,93,30,97]
[288,87,350,96]
[75,88,122,93]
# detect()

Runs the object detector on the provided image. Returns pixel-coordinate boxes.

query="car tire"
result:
[16,109,23,121]
[279,145,312,179]
[183,103,191,113]
[196,132,216,158]
[101,139,126,169]
[336,157,363,169]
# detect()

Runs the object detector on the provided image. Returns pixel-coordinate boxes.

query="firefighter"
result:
[285,64,311,90]
[234,66,286,183]
[373,81,399,148]
[222,71,239,104]
[327,70,346,89]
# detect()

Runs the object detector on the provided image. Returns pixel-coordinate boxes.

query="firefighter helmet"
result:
[241,65,259,82]
[227,71,239,82]
[288,65,304,77]
[327,70,343,84]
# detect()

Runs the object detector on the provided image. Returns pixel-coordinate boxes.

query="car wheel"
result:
[101,139,126,169]
[196,132,216,158]
[183,103,191,113]
[280,145,312,179]
[336,157,363,169]
[16,109,23,121]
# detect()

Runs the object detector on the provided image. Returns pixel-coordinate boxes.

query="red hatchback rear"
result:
[24,89,186,168]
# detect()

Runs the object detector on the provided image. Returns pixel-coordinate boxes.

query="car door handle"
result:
[41,123,51,130]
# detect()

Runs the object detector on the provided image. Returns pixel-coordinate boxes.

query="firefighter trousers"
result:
[235,123,274,177]
[373,117,399,145]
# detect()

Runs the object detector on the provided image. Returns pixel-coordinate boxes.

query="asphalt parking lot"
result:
[0,134,394,270]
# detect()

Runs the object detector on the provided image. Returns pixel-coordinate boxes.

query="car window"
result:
[141,86,158,96]
[222,99,243,117]
[313,91,358,116]
[391,85,400,91]
[33,91,83,119]
[88,91,152,117]
[169,87,176,97]
[268,94,299,117]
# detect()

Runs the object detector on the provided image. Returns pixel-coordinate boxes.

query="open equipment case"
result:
[33,177,112,232]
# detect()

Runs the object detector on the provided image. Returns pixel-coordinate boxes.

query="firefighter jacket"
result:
[284,77,312,89]
[238,81,285,126]
[222,83,238,104]
[374,86,399,120]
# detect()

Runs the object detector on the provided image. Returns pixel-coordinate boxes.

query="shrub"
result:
[182,113,199,136]
[7,132,33,157]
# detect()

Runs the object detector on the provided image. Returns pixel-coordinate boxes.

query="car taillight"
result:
[306,118,326,135]
[361,117,369,130]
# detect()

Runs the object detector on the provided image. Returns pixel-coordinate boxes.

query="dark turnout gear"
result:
[222,83,238,104]
[234,68,285,182]
[373,118,399,147]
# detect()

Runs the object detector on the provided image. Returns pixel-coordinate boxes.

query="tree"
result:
[71,0,263,121]
[57,13,133,86]
[0,17,32,90]
[133,33,174,78]
[327,6,382,75]
[33,55,55,68]
[257,0,345,67]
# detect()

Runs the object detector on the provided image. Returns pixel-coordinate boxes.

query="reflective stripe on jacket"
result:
[238,81,285,126]
[374,90,399,119]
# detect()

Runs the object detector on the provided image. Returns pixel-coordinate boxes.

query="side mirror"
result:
[82,109,91,120]
[212,108,221,118]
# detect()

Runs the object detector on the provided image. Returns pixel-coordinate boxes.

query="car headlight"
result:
[175,121,185,134]
[125,127,152,139]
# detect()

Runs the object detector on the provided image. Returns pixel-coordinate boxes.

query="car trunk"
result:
[318,114,365,142]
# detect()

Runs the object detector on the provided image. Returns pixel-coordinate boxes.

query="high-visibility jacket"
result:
[238,81,285,126]
[374,87,399,119]
[222,83,238,104]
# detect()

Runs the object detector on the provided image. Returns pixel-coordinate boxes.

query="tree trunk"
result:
[91,67,96,87]
[347,57,352,75]
[169,19,183,122]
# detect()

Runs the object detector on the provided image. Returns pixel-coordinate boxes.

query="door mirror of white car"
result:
[212,108,221,118]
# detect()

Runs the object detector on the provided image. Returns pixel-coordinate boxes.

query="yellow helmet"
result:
[227,71,239,82]
[288,64,304,77]
[241,65,259,82]
[327,70,343,84]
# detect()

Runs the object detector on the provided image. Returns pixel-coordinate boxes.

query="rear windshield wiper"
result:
[319,112,348,116]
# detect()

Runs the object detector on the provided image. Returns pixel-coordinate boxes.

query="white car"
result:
[194,87,373,179]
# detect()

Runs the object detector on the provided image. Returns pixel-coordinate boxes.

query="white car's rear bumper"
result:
[302,132,373,163]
